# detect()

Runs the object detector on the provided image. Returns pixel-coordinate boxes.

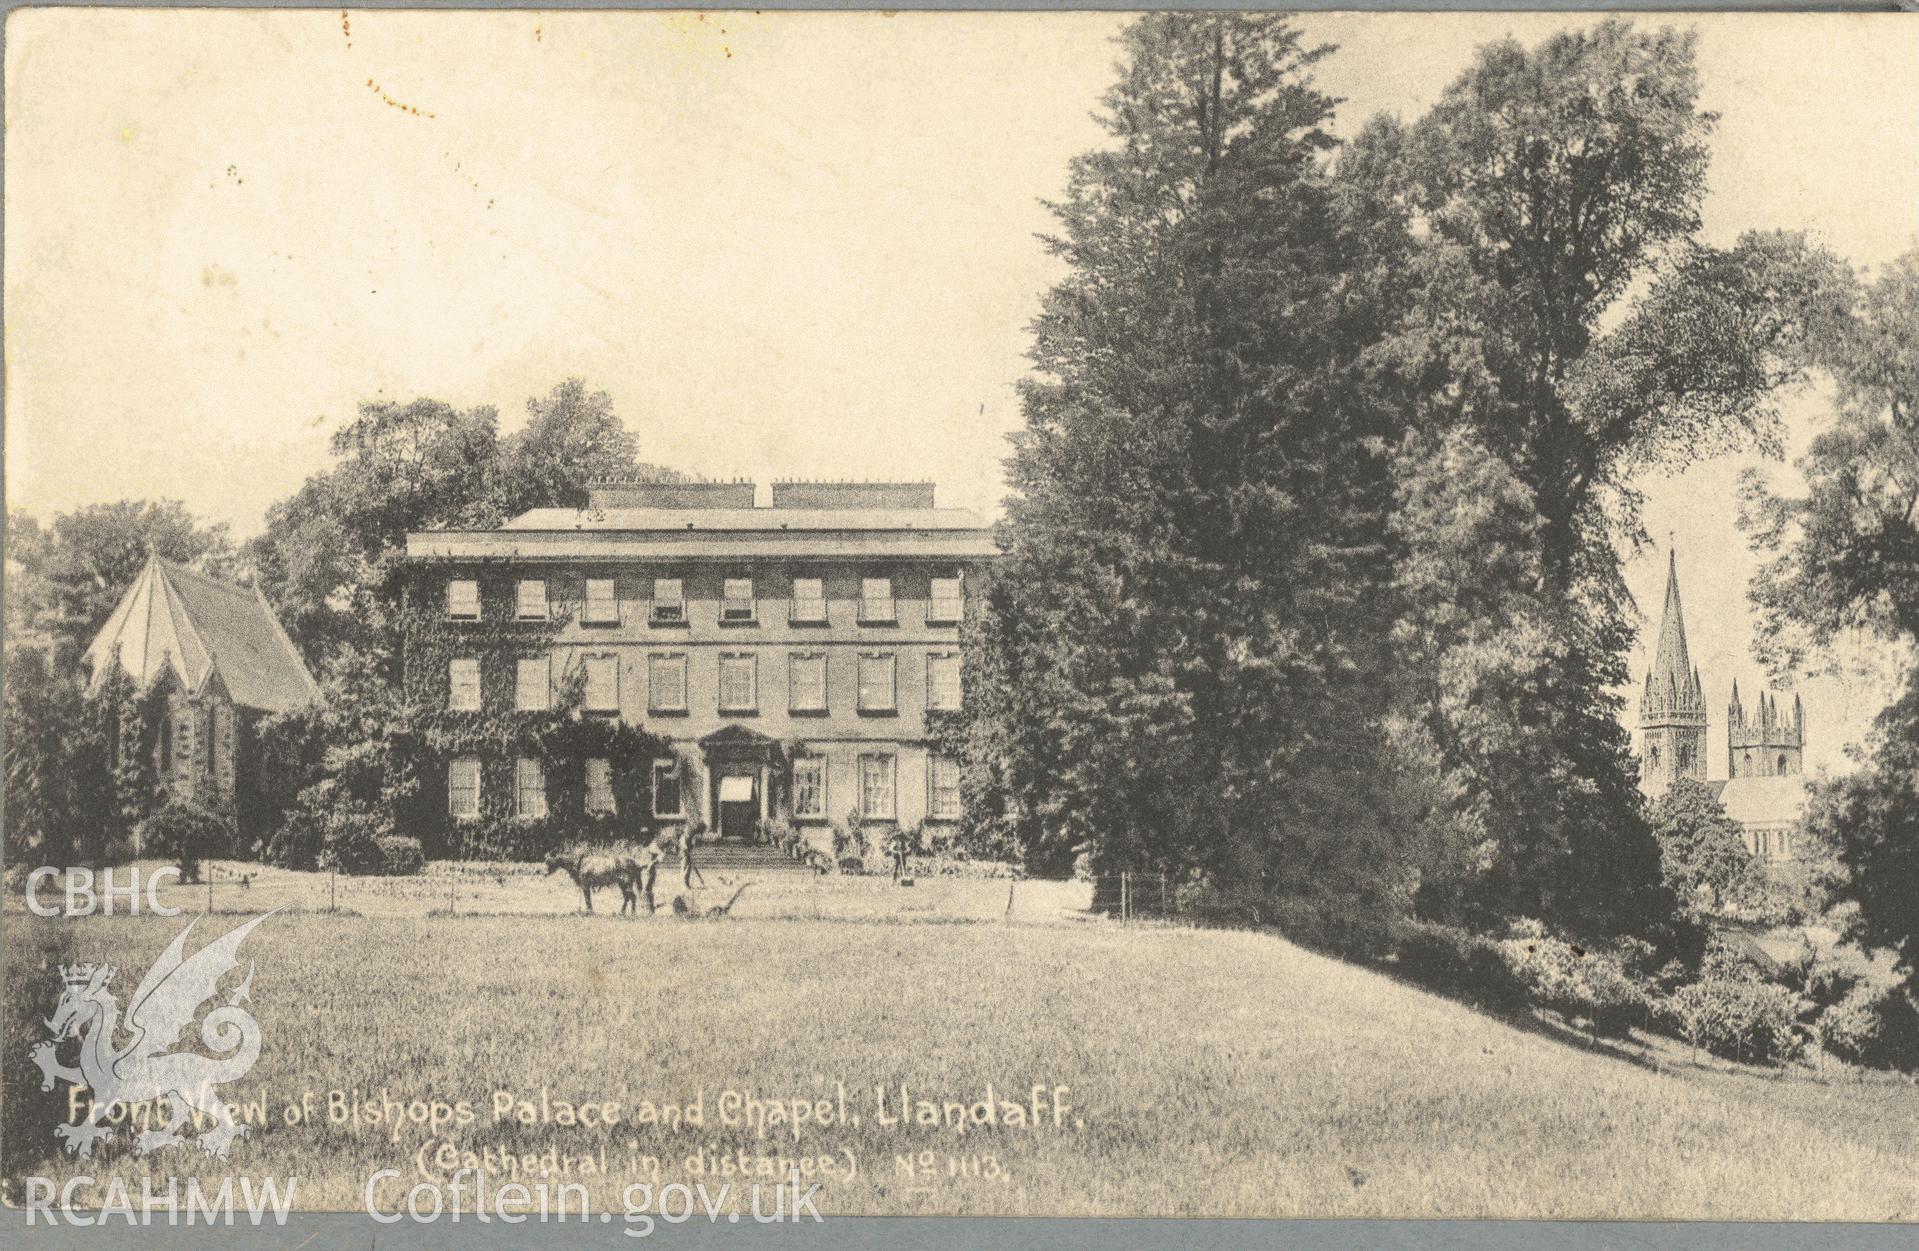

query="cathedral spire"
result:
[1644,547,1701,716]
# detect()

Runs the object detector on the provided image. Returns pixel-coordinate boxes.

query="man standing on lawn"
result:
[680,823,708,891]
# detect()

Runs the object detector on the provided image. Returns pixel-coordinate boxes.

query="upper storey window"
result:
[859,577,895,624]
[929,576,963,624]
[790,577,827,624]
[446,579,480,621]
[722,578,756,624]
[649,578,684,625]
[515,579,547,621]
[583,578,620,625]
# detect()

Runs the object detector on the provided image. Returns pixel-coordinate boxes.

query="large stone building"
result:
[84,554,321,836]
[1637,548,1809,863]
[404,478,997,847]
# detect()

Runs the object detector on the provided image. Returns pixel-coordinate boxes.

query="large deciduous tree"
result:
[6,500,234,656]
[245,377,671,672]
[1744,249,1919,997]
[1349,20,1842,934]
[979,14,1419,915]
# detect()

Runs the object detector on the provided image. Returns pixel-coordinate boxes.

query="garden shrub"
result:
[137,801,231,884]
[1391,921,1530,1011]
[1819,984,1919,1072]
[1265,892,1394,960]
[1497,927,1649,1037]
[376,835,425,876]
[322,810,390,875]
[263,807,325,871]
[1661,976,1808,1066]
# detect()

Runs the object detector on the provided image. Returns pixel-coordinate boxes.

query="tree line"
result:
[952,15,1917,1001]
[4,16,1913,1010]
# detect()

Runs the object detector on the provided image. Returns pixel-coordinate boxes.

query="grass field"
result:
[5,907,1917,1220]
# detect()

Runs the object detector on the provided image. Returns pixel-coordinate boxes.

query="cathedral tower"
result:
[1639,548,1707,797]
[1728,682,1805,779]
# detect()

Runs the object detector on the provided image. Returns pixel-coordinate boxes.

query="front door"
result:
[717,773,758,841]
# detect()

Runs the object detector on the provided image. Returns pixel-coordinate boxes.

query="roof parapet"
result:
[586,478,755,510]
[771,480,936,510]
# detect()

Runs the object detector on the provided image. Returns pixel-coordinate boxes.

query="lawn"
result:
[5,908,1916,1220]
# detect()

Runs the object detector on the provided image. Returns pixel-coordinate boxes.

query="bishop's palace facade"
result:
[1638,549,1810,862]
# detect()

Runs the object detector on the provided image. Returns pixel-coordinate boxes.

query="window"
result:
[649,654,687,712]
[515,657,550,711]
[857,653,896,712]
[929,755,962,819]
[722,577,756,623]
[789,653,827,712]
[515,757,546,818]
[790,577,827,623]
[583,655,619,713]
[448,758,481,819]
[649,578,683,624]
[792,758,826,819]
[927,653,962,711]
[449,658,481,711]
[447,579,480,621]
[719,653,758,712]
[516,579,547,620]
[1777,754,1788,775]
[582,578,619,625]
[585,758,615,814]
[860,577,894,623]
[158,717,173,773]
[858,753,896,820]
[929,576,963,623]
[652,759,683,818]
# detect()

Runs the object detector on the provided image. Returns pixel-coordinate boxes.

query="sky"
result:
[6,10,1917,774]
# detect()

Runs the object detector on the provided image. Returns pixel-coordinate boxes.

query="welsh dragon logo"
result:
[29,910,274,1160]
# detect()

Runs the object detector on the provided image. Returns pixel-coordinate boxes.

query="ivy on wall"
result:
[398,568,671,859]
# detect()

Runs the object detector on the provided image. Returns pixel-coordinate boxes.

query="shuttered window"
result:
[929,576,963,623]
[789,653,827,712]
[583,655,619,713]
[515,657,550,711]
[585,758,615,814]
[790,577,827,623]
[857,653,896,712]
[449,658,481,711]
[584,578,620,625]
[927,653,962,710]
[447,579,480,621]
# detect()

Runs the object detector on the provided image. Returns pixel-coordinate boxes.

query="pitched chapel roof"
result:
[84,555,320,714]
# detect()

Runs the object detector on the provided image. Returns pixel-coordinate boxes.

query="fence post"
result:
[206,871,214,917]
[449,873,456,917]
[329,867,336,914]
[1121,871,1130,923]
[1004,877,1016,919]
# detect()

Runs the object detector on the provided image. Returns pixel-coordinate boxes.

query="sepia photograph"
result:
[3,6,1916,1243]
